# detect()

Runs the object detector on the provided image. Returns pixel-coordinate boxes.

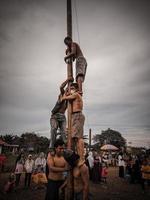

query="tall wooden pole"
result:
[66,0,74,199]
[67,0,73,149]
[89,128,92,151]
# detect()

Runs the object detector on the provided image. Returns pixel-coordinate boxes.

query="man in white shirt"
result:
[118,152,125,178]
[24,154,34,187]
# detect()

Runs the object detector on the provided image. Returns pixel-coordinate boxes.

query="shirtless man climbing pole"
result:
[64,36,87,95]
[61,82,85,165]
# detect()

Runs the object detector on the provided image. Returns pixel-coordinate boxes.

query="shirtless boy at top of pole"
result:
[64,36,87,95]
[45,139,68,200]
[61,83,85,164]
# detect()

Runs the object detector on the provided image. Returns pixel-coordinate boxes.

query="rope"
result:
[73,0,80,45]
[73,0,81,45]
[72,0,91,132]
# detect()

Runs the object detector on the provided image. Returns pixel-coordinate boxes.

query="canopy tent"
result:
[100,144,119,151]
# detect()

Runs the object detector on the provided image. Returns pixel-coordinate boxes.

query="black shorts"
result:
[45,179,64,200]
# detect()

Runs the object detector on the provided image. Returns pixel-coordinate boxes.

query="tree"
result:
[0,134,14,144]
[20,132,49,153]
[93,128,126,148]
[0,132,50,153]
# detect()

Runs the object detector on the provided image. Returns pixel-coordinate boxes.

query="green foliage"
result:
[0,134,14,144]
[93,128,126,148]
[0,132,50,153]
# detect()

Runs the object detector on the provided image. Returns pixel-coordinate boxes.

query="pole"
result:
[67,0,73,149]
[66,1,74,199]
[89,129,92,151]
[67,0,73,80]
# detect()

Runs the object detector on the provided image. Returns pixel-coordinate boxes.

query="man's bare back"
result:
[73,163,89,200]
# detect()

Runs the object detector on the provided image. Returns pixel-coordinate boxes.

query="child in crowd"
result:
[101,163,108,183]
[4,173,15,193]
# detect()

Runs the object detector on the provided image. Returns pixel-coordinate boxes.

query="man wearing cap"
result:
[24,154,34,188]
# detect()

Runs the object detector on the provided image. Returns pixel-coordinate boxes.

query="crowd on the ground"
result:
[4,151,47,193]
[85,150,150,192]
[2,147,150,198]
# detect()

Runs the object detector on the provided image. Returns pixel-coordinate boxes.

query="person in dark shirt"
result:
[49,78,72,148]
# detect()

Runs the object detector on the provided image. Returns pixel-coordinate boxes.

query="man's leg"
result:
[76,56,87,94]
[24,173,28,187]
[59,115,67,144]
[141,178,145,191]
[76,138,84,164]
[15,174,21,187]
[28,173,32,187]
[45,179,63,200]
[50,116,58,148]
[77,76,84,95]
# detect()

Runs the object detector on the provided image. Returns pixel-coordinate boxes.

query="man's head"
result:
[63,149,80,168]
[64,36,72,46]
[70,83,79,94]
[54,139,65,157]
[28,154,32,160]
[39,152,45,158]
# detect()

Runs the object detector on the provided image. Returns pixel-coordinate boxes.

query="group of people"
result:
[118,152,150,192]
[49,36,87,165]
[46,37,88,200]
[86,151,109,184]
[5,152,47,193]
[45,139,89,200]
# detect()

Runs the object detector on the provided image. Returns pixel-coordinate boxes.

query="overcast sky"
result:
[0,0,150,147]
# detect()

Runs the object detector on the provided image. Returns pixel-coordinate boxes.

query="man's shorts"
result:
[76,56,87,82]
[72,112,85,138]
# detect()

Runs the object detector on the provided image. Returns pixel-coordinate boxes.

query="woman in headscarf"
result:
[87,152,94,180]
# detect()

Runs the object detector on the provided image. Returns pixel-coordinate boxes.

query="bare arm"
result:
[64,43,76,62]
[61,93,76,101]
[60,77,74,95]
[80,165,89,200]
[60,79,69,95]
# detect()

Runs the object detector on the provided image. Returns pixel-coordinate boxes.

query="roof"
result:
[0,139,19,147]
[0,139,9,146]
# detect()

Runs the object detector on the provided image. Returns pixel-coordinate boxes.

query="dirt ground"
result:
[0,167,149,200]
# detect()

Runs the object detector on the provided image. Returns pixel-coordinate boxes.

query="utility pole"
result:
[66,0,74,199]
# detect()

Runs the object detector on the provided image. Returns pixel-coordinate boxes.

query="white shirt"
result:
[118,155,125,167]
[87,152,94,168]
[24,159,34,173]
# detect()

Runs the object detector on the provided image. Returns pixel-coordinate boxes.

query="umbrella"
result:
[100,144,119,151]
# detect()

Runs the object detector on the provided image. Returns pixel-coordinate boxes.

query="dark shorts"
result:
[74,191,83,200]
[74,191,92,200]
[45,179,64,200]
[72,112,85,138]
